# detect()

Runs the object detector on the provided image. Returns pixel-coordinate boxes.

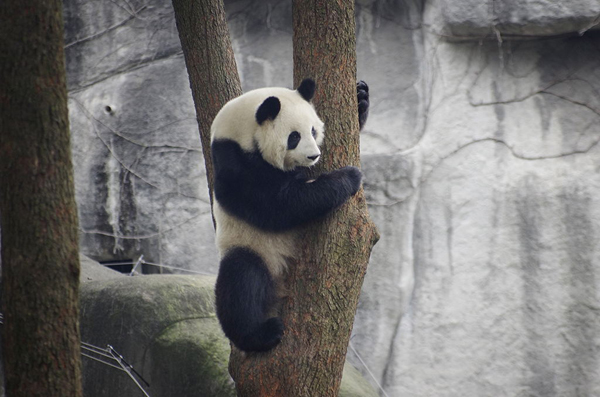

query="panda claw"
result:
[357,81,369,130]
[357,80,369,93]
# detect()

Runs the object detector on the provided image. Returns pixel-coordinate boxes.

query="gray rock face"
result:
[428,0,600,39]
[65,0,215,272]
[351,4,600,397]
[61,0,600,396]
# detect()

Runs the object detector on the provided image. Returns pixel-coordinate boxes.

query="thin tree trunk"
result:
[229,1,379,396]
[171,0,242,214]
[0,1,83,396]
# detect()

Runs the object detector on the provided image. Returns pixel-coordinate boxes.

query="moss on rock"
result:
[80,274,377,396]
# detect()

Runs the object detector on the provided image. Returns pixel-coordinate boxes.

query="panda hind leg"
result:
[215,247,284,352]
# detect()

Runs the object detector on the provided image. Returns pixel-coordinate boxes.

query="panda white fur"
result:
[212,79,369,352]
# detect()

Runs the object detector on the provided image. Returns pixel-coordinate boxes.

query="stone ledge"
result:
[428,0,600,41]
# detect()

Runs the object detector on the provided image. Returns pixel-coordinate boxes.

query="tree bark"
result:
[0,1,83,396]
[171,0,243,213]
[229,1,379,396]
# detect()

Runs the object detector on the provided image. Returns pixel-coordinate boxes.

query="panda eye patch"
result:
[287,131,301,150]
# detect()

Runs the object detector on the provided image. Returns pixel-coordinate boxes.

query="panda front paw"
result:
[315,166,362,208]
[357,80,369,131]
[338,166,362,196]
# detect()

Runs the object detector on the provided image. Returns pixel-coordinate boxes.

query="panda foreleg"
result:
[215,247,284,352]
[232,165,362,232]
[279,165,363,225]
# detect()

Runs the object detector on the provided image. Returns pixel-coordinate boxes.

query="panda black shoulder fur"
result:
[212,79,369,352]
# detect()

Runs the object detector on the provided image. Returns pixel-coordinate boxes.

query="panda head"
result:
[253,79,324,171]
[211,79,325,171]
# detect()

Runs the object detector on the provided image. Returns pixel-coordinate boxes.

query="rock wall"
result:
[62,0,600,395]
[352,2,600,396]
[64,0,215,272]
[428,0,600,39]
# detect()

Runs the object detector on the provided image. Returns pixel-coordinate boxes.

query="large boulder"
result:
[80,272,377,396]
[80,275,234,396]
[80,254,125,282]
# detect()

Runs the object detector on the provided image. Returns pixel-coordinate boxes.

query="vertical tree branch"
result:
[171,0,242,215]
[0,0,83,395]
[229,1,379,396]
[293,0,361,169]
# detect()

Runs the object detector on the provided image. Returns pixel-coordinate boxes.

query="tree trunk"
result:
[0,1,83,396]
[229,1,379,396]
[171,0,243,213]
[172,0,378,394]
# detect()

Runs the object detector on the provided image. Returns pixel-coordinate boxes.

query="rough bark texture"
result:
[0,0,83,396]
[171,0,243,211]
[228,1,379,396]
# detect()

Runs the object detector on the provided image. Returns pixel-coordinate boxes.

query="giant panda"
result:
[212,79,369,352]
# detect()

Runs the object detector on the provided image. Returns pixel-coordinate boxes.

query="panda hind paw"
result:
[238,317,283,352]
[259,317,284,350]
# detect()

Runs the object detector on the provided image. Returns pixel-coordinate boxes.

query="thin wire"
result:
[99,261,135,266]
[108,345,150,388]
[82,344,116,360]
[348,342,391,397]
[109,346,151,397]
[0,313,150,396]
[129,255,144,276]
[81,352,124,371]
[141,261,214,276]
[99,258,215,276]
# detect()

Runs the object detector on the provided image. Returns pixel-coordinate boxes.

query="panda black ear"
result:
[256,96,281,125]
[297,79,315,102]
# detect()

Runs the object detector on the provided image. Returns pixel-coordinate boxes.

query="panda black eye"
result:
[287,131,301,150]
[311,127,316,138]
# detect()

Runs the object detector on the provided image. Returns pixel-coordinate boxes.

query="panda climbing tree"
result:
[172,0,379,396]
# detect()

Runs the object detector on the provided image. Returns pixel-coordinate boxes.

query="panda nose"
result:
[307,154,320,161]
